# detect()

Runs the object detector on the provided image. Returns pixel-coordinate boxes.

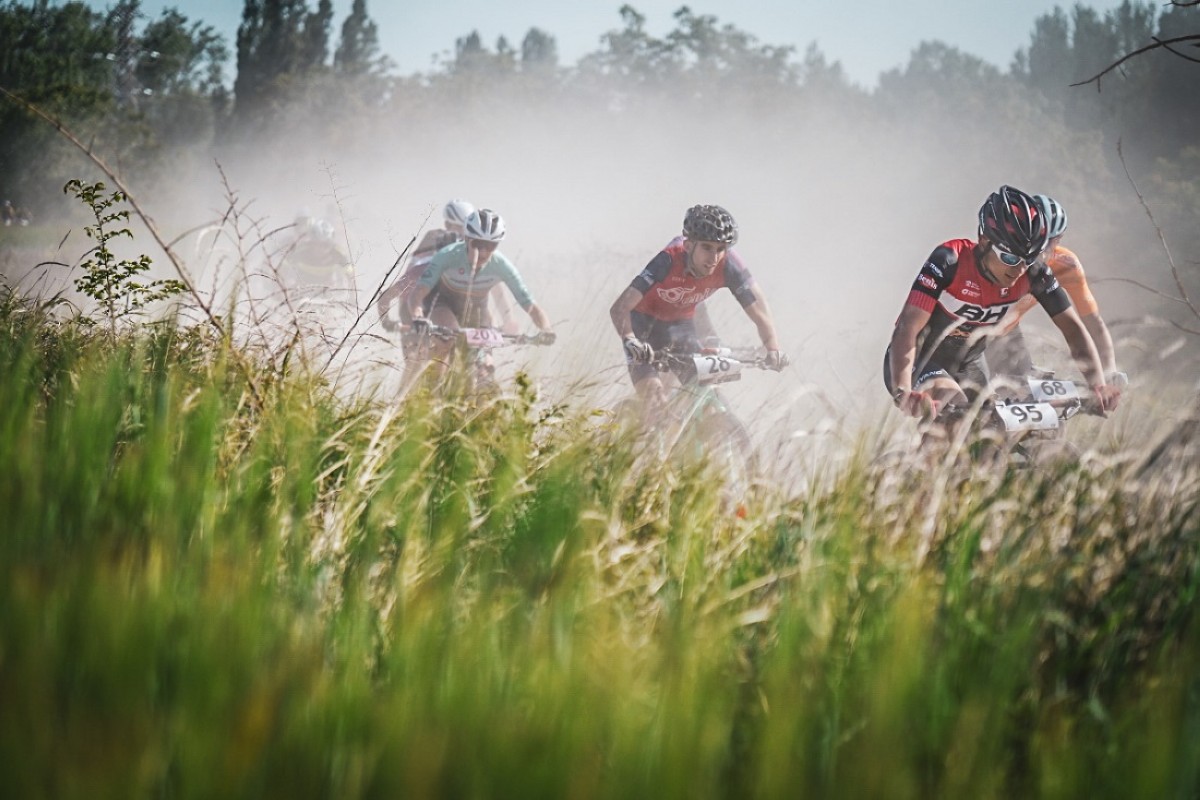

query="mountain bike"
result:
[404,322,555,396]
[938,373,1105,467]
[626,346,776,513]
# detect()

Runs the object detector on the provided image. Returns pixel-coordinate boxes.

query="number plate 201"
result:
[995,402,1060,432]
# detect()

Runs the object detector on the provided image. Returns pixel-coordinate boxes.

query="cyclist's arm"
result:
[610,286,644,339]
[526,302,552,331]
[1081,312,1118,377]
[888,303,931,393]
[741,286,781,351]
[406,283,432,319]
[1048,305,1105,389]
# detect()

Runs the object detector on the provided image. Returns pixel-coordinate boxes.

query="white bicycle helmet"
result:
[443,199,475,230]
[464,208,506,242]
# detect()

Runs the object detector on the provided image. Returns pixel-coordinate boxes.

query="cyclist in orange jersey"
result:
[987,194,1127,391]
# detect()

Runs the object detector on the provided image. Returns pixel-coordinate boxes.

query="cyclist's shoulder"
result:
[1046,245,1085,278]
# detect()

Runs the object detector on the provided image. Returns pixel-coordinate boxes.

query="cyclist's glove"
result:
[764,350,788,371]
[623,335,654,364]
[409,317,431,336]
[534,330,557,346]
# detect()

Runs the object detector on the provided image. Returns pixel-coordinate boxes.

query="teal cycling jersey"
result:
[417,241,535,309]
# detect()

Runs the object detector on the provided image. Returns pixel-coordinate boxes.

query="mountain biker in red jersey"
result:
[609,204,786,407]
[885,185,1121,420]
[987,193,1127,392]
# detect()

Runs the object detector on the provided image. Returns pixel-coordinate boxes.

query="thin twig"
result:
[1116,138,1198,326]
[1071,34,1200,88]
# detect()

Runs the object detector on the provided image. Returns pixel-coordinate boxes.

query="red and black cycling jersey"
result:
[630,237,758,322]
[907,238,1069,373]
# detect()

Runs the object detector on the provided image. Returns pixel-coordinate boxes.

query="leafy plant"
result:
[63,178,185,334]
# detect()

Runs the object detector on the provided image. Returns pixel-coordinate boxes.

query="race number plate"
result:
[995,402,1060,432]
[461,327,506,348]
[1027,377,1080,403]
[691,354,743,385]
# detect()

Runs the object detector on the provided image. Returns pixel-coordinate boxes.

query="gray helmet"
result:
[682,204,738,245]
[977,185,1048,262]
[464,208,506,242]
[1034,194,1068,239]
[443,199,475,229]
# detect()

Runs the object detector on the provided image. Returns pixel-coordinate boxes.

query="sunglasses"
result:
[992,245,1026,268]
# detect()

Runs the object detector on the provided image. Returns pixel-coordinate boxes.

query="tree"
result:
[232,0,331,131]
[521,27,558,70]
[334,0,385,77]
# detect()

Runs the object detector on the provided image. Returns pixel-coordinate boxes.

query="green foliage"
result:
[0,292,1198,796]
[63,178,184,332]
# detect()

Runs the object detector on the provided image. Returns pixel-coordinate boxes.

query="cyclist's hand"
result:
[1092,383,1121,414]
[533,330,557,346]
[623,335,654,364]
[409,317,431,336]
[895,388,938,419]
[764,350,788,371]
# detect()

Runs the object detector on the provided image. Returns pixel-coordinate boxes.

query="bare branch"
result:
[1115,138,1200,330]
[0,84,265,405]
[1071,34,1200,88]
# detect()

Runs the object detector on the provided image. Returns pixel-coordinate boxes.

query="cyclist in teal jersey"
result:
[407,208,555,373]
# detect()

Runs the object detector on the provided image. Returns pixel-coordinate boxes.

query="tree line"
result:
[0,0,1196,309]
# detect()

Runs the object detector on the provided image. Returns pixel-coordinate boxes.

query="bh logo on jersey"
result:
[656,285,716,306]
[943,295,1014,325]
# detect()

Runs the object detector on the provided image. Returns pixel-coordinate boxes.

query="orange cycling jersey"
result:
[1011,245,1098,321]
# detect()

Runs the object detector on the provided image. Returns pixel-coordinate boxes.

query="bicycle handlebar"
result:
[402,322,555,347]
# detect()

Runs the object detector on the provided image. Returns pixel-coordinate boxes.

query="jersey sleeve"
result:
[416,249,448,288]
[1029,262,1071,317]
[629,251,673,295]
[905,245,956,313]
[496,254,535,309]
[723,250,758,307]
[1051,250,1099,316]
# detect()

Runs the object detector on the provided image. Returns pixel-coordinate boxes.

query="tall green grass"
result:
[0,287,1198,799]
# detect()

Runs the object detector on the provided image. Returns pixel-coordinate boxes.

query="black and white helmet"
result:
[1034,194,1068,240]
[682,204,738,245]
[978,185,1048,262]
[443,199,475,230]
[464,208,506,243]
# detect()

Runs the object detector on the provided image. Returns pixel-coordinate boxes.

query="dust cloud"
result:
[115,79,1195,472]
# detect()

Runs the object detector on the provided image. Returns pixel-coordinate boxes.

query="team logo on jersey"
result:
[941,294,1015,325]
[924,262,943,278]
[1000,287,1009,297]
[918,275,937,290]
[966,280,980,291]
[656,285,716,306]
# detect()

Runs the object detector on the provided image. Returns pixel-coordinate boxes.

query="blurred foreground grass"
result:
[0,286,1198,799]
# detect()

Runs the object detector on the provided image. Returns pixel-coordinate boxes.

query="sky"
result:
[91,0,1139,88]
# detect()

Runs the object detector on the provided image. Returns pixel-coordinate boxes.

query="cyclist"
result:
[885,184,1121,422]
[987,193,1127,393]
[406,208,555,376]
[609,204,787,407]
[280,214,353,290]
[378,198,474,334]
